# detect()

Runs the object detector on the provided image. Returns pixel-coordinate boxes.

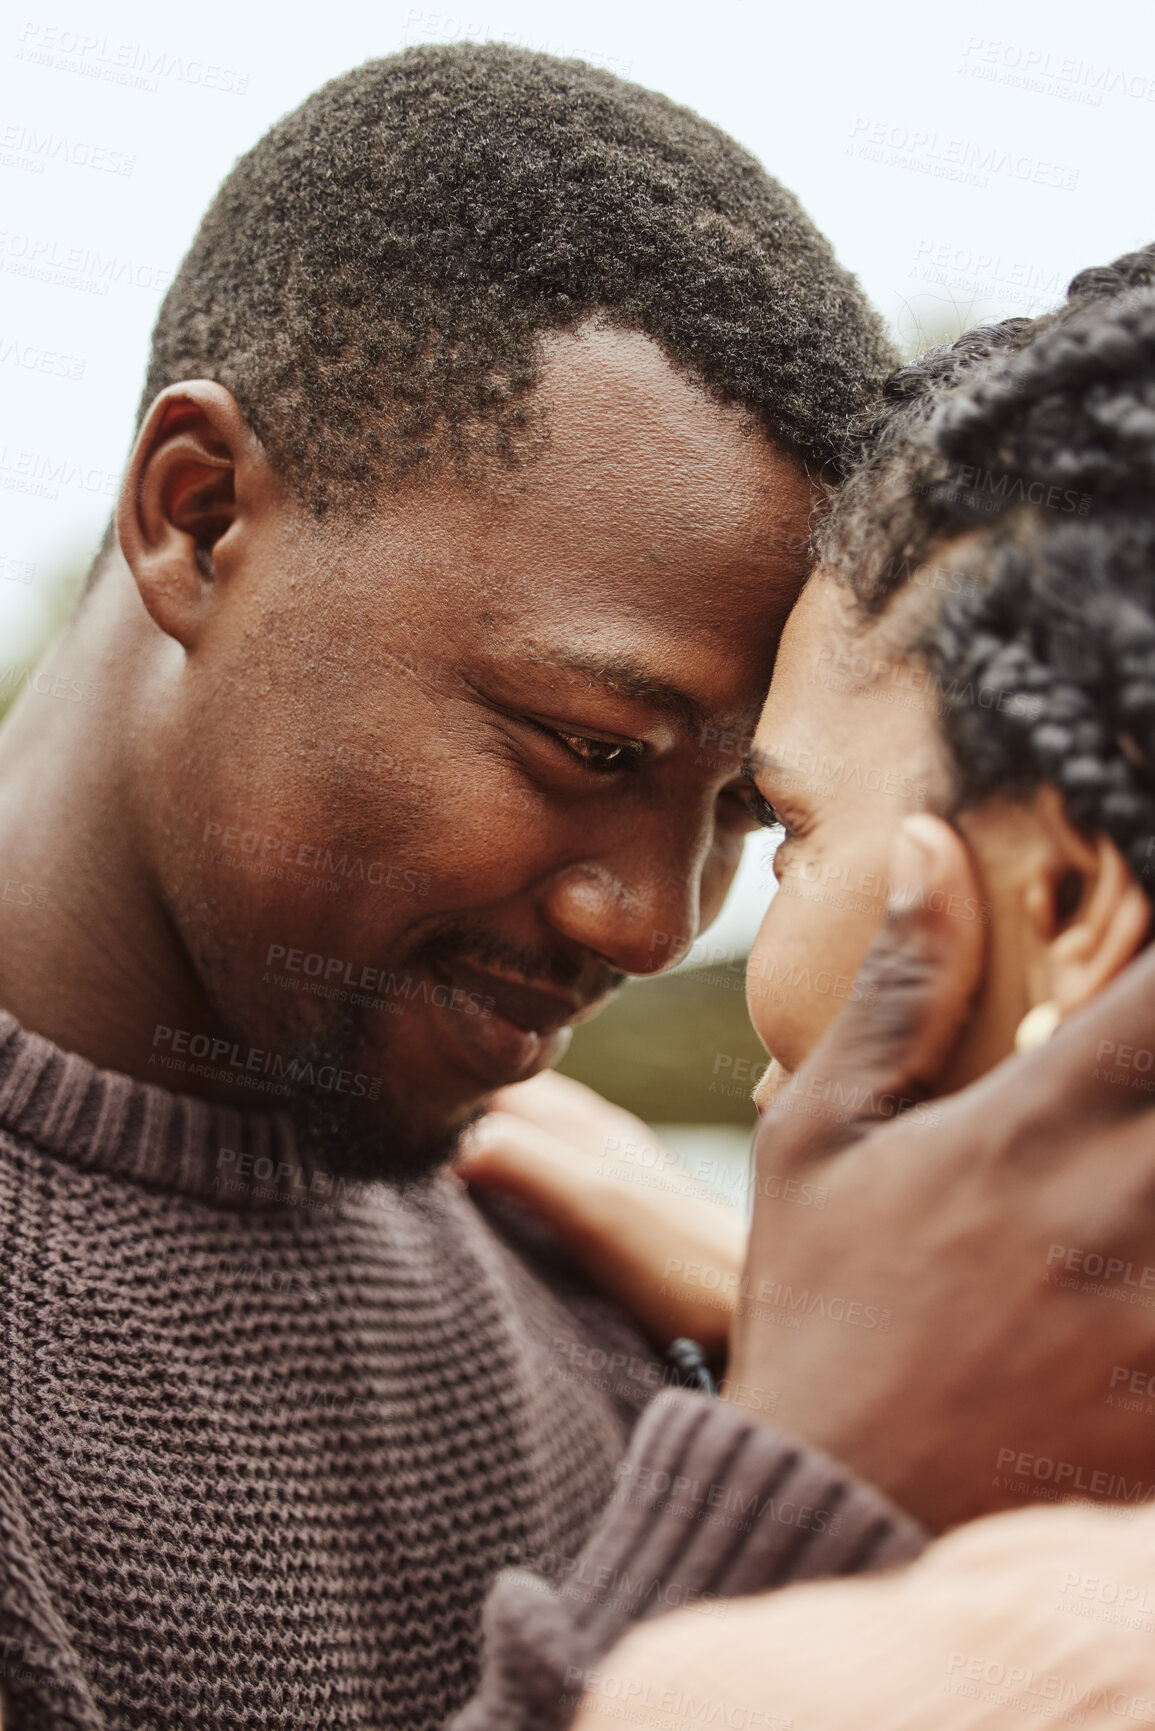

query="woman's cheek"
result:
[746,863,835,1071]
[745,841,893,1073]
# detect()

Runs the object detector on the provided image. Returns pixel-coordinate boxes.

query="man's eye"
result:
[745,787,784,831]
[548,729,645,774]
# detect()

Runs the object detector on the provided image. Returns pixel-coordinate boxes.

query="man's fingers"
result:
[756,815,986,1175]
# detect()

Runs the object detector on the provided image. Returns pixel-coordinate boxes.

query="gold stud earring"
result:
[1014,1000,1062,1053]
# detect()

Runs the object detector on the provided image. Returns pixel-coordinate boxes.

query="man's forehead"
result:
[456,325,813,534]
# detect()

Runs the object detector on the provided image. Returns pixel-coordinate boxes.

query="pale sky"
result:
[1,0,1149,950]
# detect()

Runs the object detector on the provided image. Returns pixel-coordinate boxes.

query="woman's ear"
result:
[1025,786,1152,1017]
[116,382,272,651]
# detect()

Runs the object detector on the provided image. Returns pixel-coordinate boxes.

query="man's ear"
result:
[116,382,273,650]
[1023,785,1152,1017]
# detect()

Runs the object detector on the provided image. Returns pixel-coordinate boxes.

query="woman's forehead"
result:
[753,569,950,792]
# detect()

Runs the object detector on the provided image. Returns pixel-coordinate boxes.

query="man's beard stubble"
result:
[282,998,478,1189]
[210,915,617,1188]
[280,919,618,1187]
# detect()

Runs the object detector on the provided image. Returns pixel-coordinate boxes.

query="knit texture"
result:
[0,1011,926,1729]
[454,1392,928,1731]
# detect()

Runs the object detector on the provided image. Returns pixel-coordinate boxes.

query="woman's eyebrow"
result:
[741,750,814,818]
[741,745,785,781]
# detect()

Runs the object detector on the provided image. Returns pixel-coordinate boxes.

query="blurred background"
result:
[2,0,1148,1190]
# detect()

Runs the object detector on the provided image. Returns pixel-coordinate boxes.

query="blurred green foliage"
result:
[0,558,88,720]
[557,966,764,1127]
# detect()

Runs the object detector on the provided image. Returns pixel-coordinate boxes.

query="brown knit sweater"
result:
[0,1010,925,1730]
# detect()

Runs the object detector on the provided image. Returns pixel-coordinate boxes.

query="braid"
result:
[922,532,1155,890]
[934,294,1155,510]
[824,243,1155,900]
[817,318,1036,604]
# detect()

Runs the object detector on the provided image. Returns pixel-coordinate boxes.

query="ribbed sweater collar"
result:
[0,1010,306,1209]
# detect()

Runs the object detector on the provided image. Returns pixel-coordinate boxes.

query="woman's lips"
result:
[422,958,582,1089]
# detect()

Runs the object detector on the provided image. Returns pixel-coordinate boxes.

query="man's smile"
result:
[420,953,620,1089]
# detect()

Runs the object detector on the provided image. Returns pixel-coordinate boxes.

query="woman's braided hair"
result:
[819,244,1155,900]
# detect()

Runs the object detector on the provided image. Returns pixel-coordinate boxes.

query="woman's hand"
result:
[456,1070,747,1363]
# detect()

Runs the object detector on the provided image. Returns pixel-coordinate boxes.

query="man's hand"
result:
[457,1071,746,1360]
[720,813,1155,1532]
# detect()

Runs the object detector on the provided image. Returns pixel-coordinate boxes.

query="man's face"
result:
[146,327,812,1172]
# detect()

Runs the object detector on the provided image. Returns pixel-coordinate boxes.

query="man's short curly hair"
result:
[142,42,895,518]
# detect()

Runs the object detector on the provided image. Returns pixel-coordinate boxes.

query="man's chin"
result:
[287,1077,481,1188]
[276,1006,485,1187]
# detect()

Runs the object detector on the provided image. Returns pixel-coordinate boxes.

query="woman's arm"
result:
[571,1501,1155,1731]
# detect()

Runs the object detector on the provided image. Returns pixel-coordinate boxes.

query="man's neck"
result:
[0,564,225,1085]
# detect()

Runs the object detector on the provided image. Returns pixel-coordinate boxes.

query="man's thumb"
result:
[762,815,986,1169]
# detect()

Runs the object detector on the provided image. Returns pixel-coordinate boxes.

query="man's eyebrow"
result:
[531,650,710,734]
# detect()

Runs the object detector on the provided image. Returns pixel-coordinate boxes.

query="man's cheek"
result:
[408,801,548,904]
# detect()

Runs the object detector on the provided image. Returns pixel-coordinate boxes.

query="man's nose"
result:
[538,849,703,977]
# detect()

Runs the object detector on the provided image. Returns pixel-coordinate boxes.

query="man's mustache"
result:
[414,921,625,1015]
